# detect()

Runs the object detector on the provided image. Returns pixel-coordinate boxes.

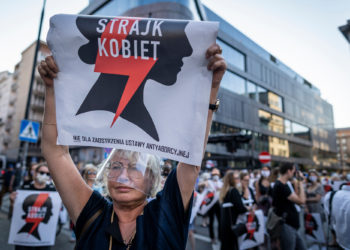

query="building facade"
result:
[79,0,337,169]
[2,41,50,163]
[336,128,350,168]
[0,71,14,154]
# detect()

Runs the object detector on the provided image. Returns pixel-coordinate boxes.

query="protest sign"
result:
[190,191,206,224]
[239,210,265,249]
[197,188,219,215]
[304,213,326,244]
[47,14,218,166]
[8,190,61,246]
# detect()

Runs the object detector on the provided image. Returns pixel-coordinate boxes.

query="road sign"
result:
[259,151,271,164]
[19,120,40,143]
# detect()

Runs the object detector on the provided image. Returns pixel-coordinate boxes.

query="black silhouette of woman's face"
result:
[22,194,53,224]
[76,16,193,85]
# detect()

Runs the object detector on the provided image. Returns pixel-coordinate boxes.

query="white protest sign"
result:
[47,14,218,166]
[190,190,206,224]
[304,213,326,244]
[8,190,62,246]
[239,210,265,250]
[197,188,219,216]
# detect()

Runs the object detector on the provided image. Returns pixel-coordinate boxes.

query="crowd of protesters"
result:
[1,159,350,250]
[188,163,350,250]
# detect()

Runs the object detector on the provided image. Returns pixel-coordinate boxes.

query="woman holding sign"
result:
[38,41,226,249]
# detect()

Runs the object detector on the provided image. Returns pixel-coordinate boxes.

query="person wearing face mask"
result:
[207,168,223,244]
[254,166,272,216]
[9,162,56,250]
[305,170,325,219]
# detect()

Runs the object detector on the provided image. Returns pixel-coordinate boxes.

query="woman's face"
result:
[241,175,250,188]
[107,154,148,205]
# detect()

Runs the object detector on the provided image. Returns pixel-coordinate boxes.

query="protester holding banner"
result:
[254,167,272,217]
[239,172,256,210]
[305,170,325,219]
[0,165,15,209]
[9,162,56,250]
[219,170,247,250]
[271,163,307,250]
[207,168,222,244]
[38,32,226,250]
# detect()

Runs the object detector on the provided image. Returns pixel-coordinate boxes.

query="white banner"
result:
[8,190,62,246]
[47,14,219,166]
[239,210,265,250]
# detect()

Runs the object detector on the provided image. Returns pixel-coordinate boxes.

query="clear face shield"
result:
[96,149,161,197]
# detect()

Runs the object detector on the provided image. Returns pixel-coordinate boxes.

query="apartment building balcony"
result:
[31,100,44,112]
[7,108,15,118]
[11,82,18,92]
[3,134,11,144]
[5,120,12,131]
[33,83,45,97]
[9,95,17,105]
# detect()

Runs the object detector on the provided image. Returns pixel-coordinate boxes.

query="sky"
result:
[0,0,349,128]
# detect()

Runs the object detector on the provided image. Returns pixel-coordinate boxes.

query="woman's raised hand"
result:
[206,43,227,90]
[37,56,59,87]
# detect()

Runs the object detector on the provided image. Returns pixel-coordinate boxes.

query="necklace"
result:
[109,210,136,250]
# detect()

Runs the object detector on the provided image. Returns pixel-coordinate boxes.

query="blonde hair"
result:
[82,164,98,182]
[219,170,237,203]
[100,149,161,198]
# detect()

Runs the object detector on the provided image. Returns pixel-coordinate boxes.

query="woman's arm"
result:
[39,56,92,224]
[177,43,226,211]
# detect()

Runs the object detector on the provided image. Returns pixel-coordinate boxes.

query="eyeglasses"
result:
[87,171,97,175]
[39,171,50,177]
[107,162,143,180]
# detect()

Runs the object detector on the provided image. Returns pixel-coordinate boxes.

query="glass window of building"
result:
[284,120,292,135]
[210,122,241,134]
[257,86,268,105]
[254,133,269,152]
[289,142,311,158]
[247,81,257,100]
[271,115,284,133]
[269,136,289,157]
[221,70,246,95]
[258,110,271,130]
[341,138,346,144]
[268,92,283,112]
[217,39,245,71]
[292,122,311,141]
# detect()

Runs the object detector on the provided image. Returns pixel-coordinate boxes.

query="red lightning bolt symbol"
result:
[246,212,255,239]
[25,193,49,235]
[94,18,158,127]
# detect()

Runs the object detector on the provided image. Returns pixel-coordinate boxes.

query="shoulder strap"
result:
[75,208,103,249]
